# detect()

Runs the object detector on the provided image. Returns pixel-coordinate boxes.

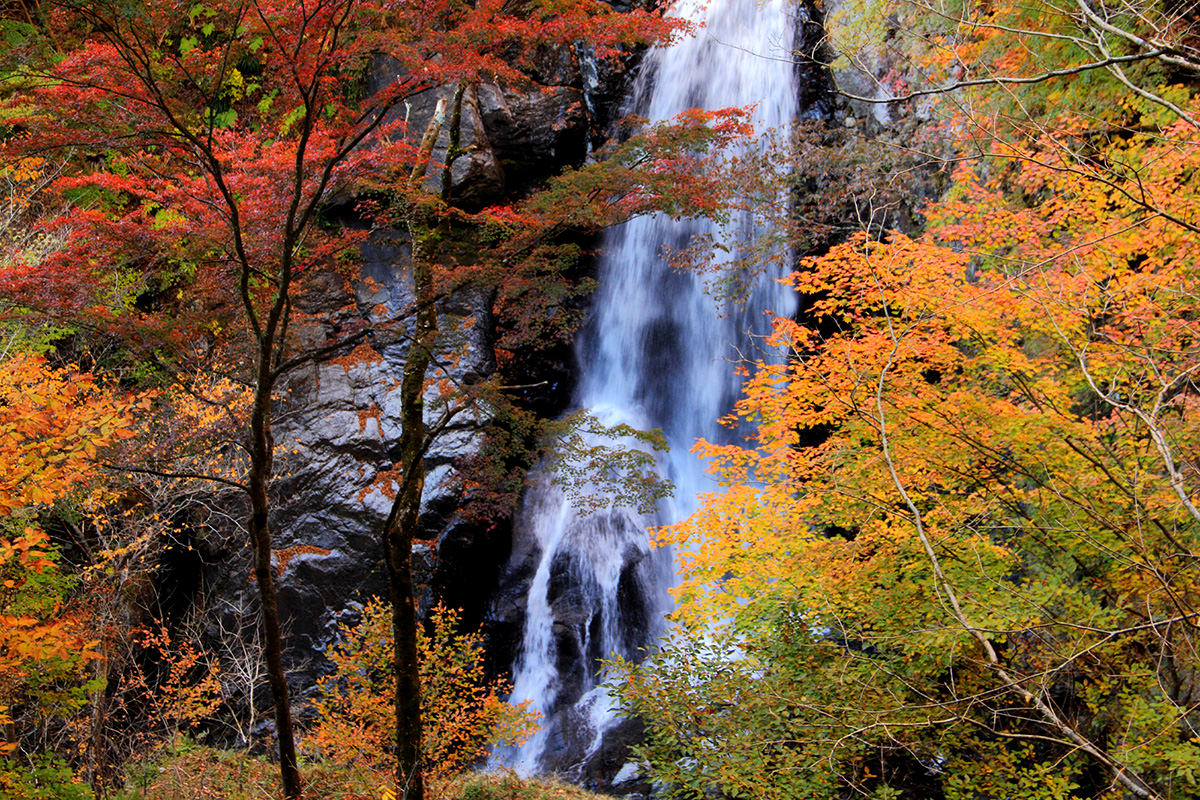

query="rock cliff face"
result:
[196,48,635,726]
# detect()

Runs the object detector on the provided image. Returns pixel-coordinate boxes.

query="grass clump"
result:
[445,772,614,800]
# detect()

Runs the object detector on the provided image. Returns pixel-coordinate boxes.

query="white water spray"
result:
[498,0,800,775]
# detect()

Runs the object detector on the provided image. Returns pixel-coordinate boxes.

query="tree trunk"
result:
[248,367,303,800]
[382,239,438,800]
[376,87,459,800]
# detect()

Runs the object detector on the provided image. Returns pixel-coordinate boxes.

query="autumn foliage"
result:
[0,354,135,712]
[0,0,714,794]
[0,354,142,795]
[311,600,536,795]
[6,0,1200,794]
[617,1,1200,799]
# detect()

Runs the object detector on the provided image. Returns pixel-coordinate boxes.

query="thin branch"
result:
[837,50,1172,103]
[103,462,249,493]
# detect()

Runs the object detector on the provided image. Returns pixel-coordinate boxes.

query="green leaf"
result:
[256,89,277,114]
[0,20,37,47]
[279,104,305,134]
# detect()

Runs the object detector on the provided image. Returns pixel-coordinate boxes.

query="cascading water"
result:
[496,0,801,778]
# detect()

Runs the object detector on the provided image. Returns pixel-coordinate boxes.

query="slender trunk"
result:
[382,240,438,800]
[385,503,425,800]
[248,363,302,800]
[376,88,458,800]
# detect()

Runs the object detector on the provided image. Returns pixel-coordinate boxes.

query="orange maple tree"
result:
[0,354,140,777]
[311,600,536,795]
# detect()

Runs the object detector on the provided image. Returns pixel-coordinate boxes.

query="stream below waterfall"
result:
[495,0,802,780]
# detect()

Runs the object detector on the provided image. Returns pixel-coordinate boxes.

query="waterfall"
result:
[496,0,800,777]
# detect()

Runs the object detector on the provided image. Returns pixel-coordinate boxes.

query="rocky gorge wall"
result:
[185,41,639,740]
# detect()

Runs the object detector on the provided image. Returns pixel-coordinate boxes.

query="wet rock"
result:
[294,269,354,315]
[476,84,589,193]
[198,223,505,693]
[365,63,507,206]
[577,718,649,794]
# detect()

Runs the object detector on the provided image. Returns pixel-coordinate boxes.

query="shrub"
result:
[310,600,537,792]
